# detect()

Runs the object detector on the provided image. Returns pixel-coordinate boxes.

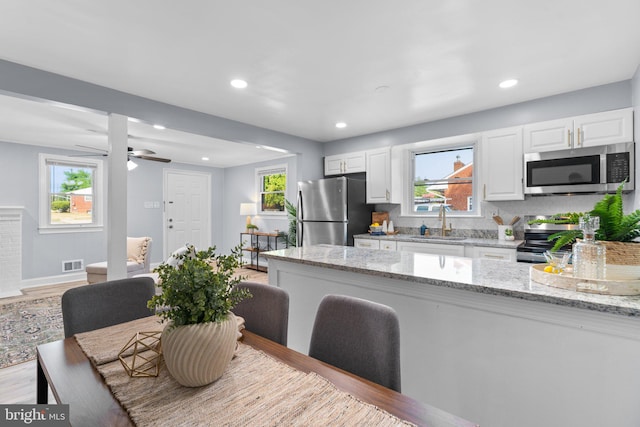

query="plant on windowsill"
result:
[528,182,640,278]
[147,244,251,387]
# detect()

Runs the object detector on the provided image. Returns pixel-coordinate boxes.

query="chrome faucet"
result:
[438,205,452,236]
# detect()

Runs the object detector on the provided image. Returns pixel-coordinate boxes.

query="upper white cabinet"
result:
[366,148,391,203]
[481,126,524,201]
[324,151,366,175]
[524,108,633,153]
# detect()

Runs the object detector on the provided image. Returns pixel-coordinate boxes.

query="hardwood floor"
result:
[0,360,54,404]
[0,268,269,405]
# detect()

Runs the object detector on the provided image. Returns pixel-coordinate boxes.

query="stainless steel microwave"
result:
[524,142,635,195]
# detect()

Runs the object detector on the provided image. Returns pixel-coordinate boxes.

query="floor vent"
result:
[62,259,84,273]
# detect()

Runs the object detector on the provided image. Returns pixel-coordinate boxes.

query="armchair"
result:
[85,237,152,284]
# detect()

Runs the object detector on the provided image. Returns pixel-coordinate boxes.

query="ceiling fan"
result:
[74,145,171,163]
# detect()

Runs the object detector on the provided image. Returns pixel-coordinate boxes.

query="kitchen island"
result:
[264,245,640,427]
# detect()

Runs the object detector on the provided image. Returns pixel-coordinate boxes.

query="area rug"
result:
[0,296,64,369]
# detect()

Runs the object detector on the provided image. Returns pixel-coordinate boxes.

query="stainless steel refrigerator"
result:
[297,176,373,246]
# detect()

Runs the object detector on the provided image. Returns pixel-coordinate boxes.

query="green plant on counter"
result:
[148,244,252,326]
[528,182,640,251]
[285,198,297,247]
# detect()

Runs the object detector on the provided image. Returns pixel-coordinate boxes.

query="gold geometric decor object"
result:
[118,331,163,377]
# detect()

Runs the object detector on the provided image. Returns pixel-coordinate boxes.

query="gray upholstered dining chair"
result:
[308,294,401,392]
[61,277,156,338]
[232,281,290,346]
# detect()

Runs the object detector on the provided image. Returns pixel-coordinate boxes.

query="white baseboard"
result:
[19,272,87,290]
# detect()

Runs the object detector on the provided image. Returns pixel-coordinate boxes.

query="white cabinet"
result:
[355,237,514,260]
[481,126,524,201]
[354,238,396,251]
[524,108,633,153]
[324,151,366,175]
[396,241,465,256]
[379,240,397,251]
[366,148,391,203]
[466,246,516,262]
[354,238,380,250]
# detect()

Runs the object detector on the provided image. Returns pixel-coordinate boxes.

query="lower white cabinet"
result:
[355,237,515,261]
[466,246,516,262]
[354,238,396,251]
[396,241,465,257]
[379,240,397,251]
[354,238,380,250]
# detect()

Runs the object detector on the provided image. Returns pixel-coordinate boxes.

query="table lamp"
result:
[240,203,257,228]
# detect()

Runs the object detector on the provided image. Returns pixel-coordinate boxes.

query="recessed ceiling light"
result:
[230,79,248,89]
[335,122,347,129]
[153,124,165,130]
[202,157,209,161]
[499,79,518,89]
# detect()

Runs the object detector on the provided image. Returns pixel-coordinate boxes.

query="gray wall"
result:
[0,141,228,279]
[324,81,632,155]
[0,59,323,282]
[223,155,299,254]
[0,142,107,279]
[323,80,637,233]
[0,56,637,282]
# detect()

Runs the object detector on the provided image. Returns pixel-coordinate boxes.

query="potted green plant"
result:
[285,199,297,247]
[246,223,259,233]
[148,244,251,387]
[529,182,640,277]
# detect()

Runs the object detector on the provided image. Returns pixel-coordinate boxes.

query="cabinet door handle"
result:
[576,128,581,146]
[386,189,390,201]
[567,129,571,147]
[483,184,486,200]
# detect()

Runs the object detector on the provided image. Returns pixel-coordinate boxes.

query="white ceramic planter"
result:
[161,312,237,387]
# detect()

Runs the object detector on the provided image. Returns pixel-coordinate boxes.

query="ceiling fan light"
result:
[127,159,138,171]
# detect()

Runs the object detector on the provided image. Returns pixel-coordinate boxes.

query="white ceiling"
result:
[0,1,638,163]
[0,93,293,167]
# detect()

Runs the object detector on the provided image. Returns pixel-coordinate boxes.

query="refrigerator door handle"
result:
[297,190,303,246]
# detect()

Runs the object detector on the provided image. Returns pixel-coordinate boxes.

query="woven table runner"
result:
[75,317,415,426]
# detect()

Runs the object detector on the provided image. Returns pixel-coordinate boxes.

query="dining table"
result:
[37,316,478,426]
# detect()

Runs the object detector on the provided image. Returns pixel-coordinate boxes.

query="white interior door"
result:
[164,170,211,259]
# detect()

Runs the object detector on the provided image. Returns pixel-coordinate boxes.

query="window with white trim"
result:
[411,146,476,215]
[39,153,104,232]
[256,165,287,214]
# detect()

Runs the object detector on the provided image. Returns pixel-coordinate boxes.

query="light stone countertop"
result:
[353,233,523,249]
[263,244,640,317]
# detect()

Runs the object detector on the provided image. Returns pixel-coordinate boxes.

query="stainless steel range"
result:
[516,215,578,263]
